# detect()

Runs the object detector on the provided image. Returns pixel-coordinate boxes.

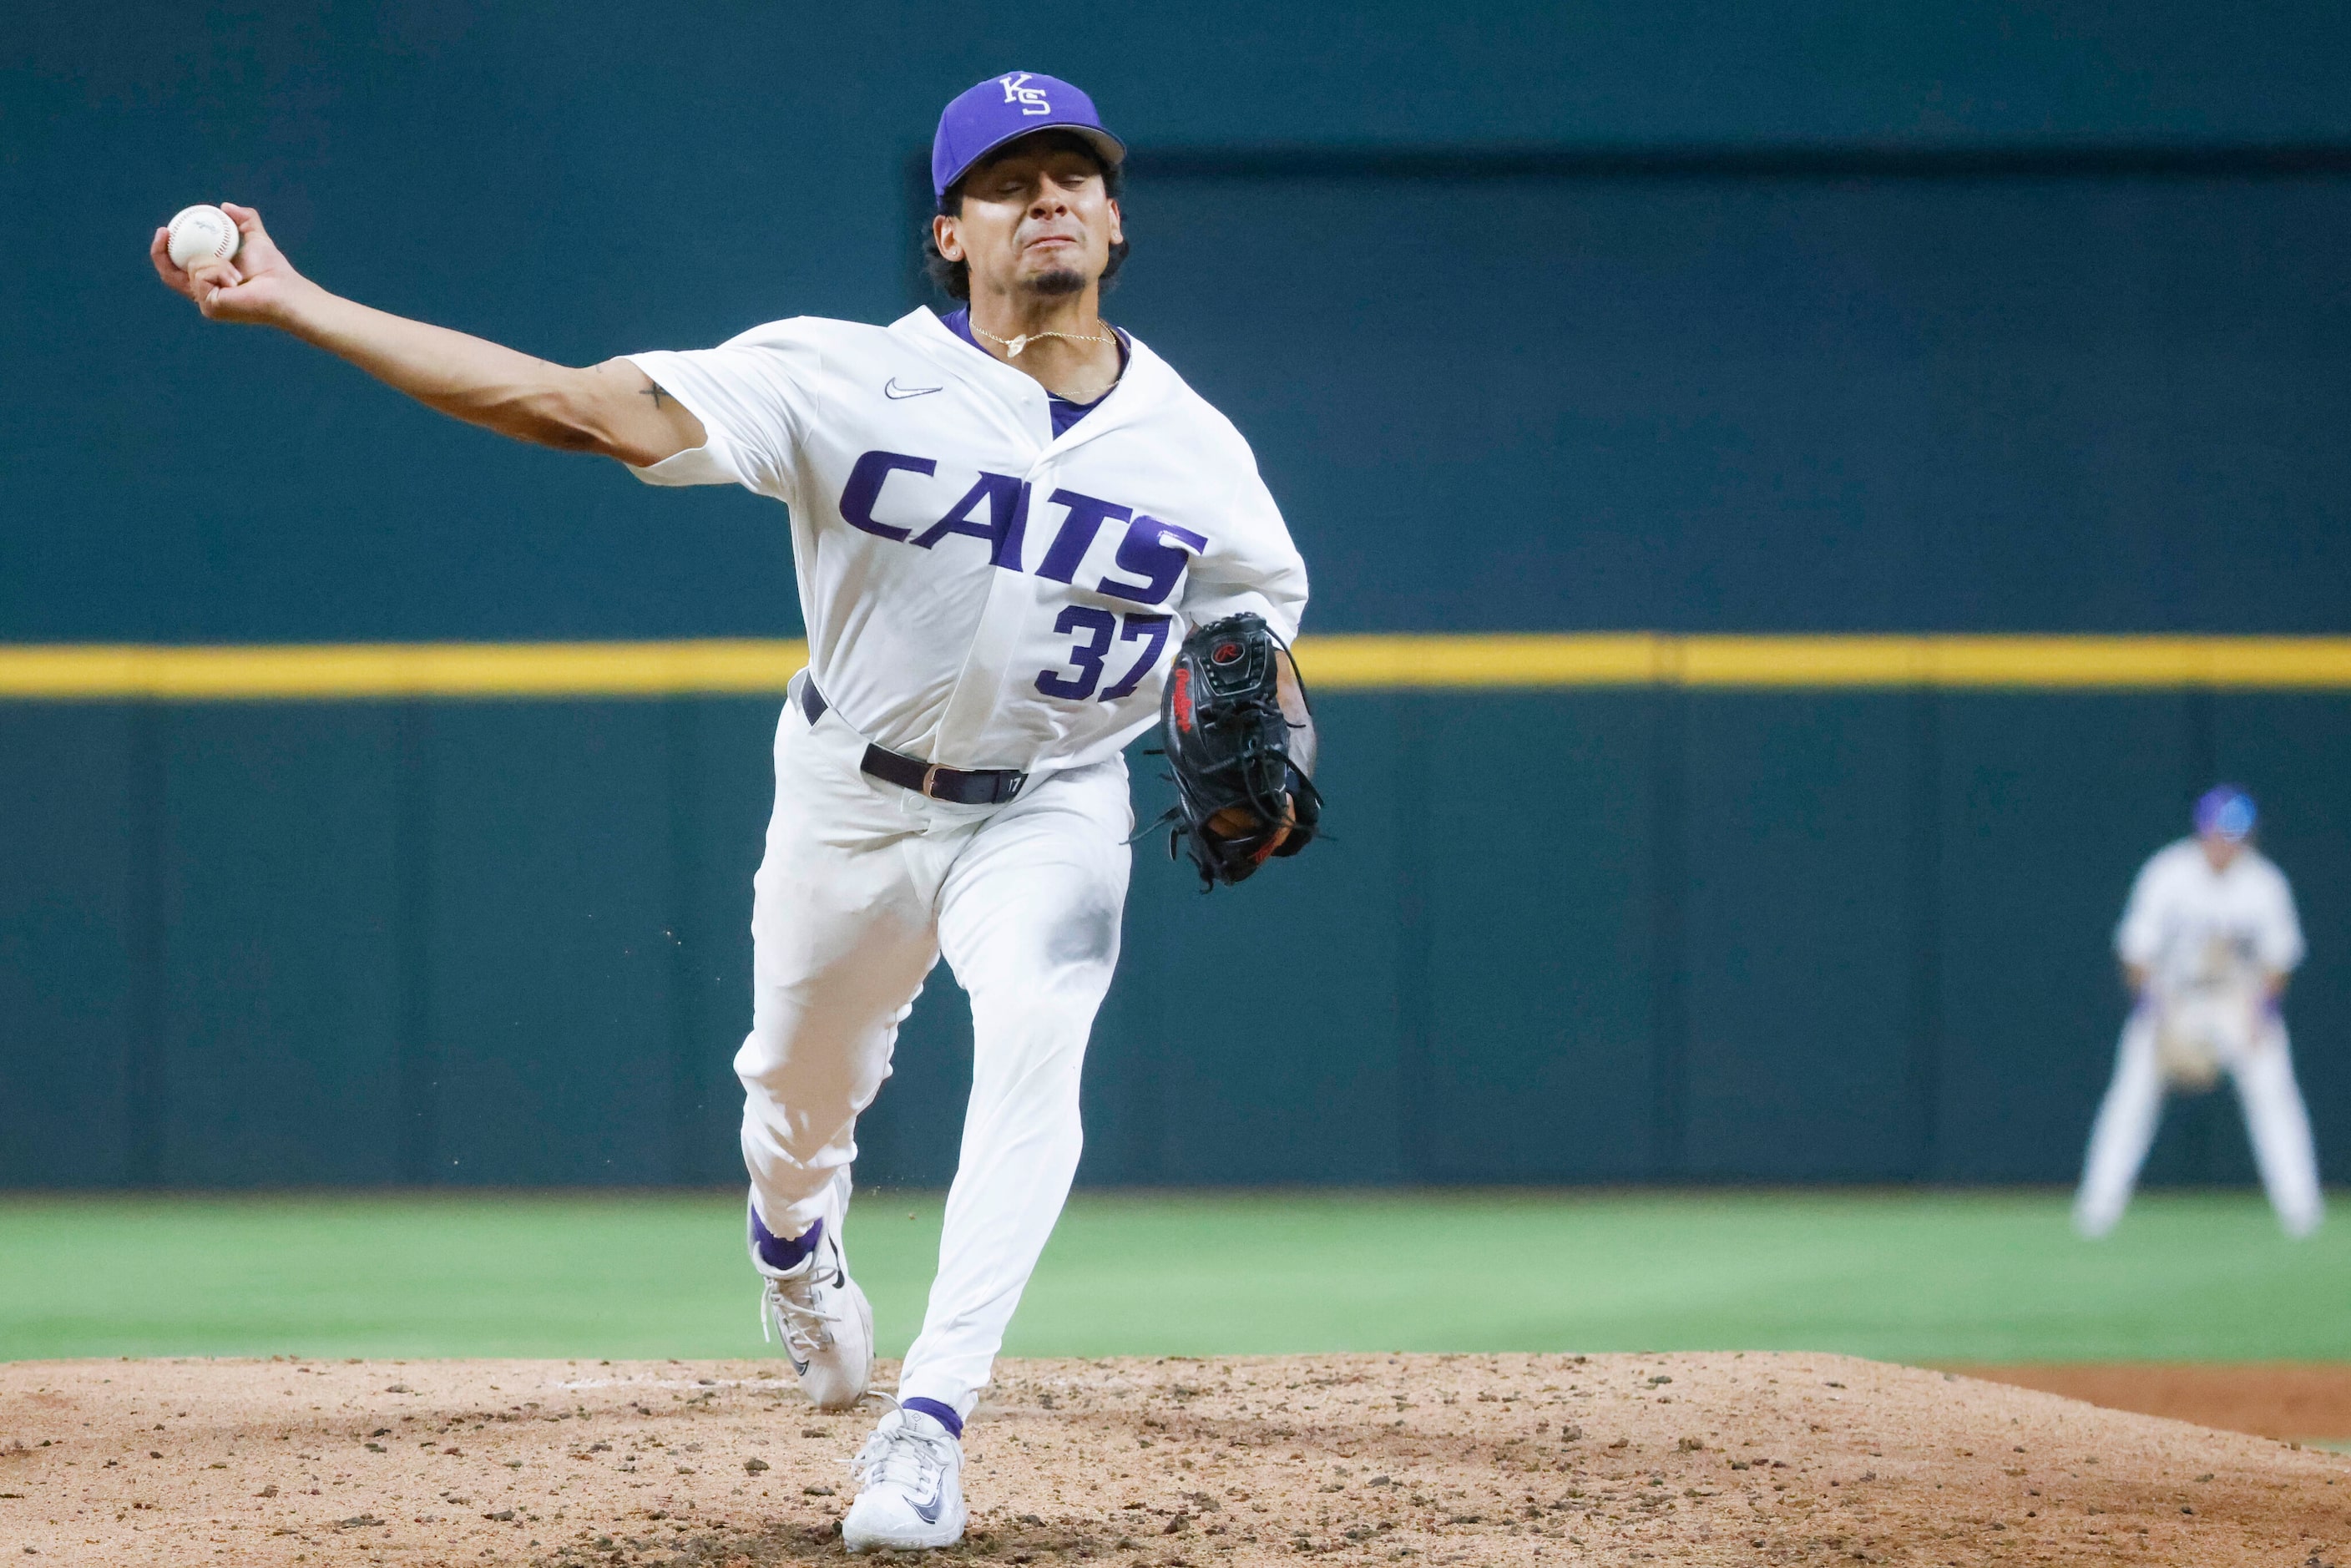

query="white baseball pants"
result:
[736,680,1131,1419]
[2073,1006,2323,1237]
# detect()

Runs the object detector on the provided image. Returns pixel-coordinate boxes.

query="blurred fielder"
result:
[2074,786,2321,1238]
[154,70,1316,1552]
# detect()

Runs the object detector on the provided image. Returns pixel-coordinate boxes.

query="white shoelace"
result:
[757,1270,841,1362]
[851,1415,956,1494]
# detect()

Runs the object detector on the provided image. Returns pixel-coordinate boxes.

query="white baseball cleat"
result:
[749,1204,873,1412]
[842,1406,966,1553]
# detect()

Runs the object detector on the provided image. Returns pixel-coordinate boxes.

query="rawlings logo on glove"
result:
[1146,613,1322,888]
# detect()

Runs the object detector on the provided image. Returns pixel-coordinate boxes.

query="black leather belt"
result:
[799,680,1028,807]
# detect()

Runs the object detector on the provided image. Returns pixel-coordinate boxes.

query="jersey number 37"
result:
[1037,609,1172,702]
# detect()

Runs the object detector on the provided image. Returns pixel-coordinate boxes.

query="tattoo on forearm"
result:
[640,383,670,409]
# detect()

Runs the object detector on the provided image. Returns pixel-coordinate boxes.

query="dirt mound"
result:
[4,1352,2347,1565]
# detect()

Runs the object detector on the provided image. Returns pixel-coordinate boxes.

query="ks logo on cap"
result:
[999,73,1051,115]
[932,71,1124,199]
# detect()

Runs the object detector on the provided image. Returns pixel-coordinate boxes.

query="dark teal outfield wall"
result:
[11,6,2351,1188]
[9,3,2351,641]
[7,690,2347,1191]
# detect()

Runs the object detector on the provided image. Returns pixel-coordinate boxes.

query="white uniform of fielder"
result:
[2074,793,2321,1238]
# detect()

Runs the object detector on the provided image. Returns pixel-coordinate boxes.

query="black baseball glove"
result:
[1148,612,1322,888]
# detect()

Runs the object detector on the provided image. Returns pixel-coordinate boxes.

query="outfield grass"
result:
[2,1188,2343,1364]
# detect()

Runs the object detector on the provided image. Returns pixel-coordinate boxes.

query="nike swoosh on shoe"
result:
[910,1484,944,1525]
[885,379,943,399]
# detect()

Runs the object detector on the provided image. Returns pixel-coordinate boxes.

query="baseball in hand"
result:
[166,205,241,270]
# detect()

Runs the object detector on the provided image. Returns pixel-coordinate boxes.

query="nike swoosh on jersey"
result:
[884,379,943,399]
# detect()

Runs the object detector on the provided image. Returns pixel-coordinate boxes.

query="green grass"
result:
[3,1188,2344,1364]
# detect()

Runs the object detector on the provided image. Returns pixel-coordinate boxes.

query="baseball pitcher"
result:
[153,71,1315,1551]
[2073,786,2322,1238]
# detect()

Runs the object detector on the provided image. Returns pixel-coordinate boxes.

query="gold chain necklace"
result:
[971,321,1117,359]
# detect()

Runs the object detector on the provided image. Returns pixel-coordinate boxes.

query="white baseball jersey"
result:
[2115,839,2305,994]
[625,308,1308,773]
[2081,839,2323,1238]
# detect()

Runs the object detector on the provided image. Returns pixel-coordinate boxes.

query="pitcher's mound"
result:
[3,1352,2345,1565]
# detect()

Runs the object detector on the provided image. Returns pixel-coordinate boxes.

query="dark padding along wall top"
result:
[8,2,2351,640]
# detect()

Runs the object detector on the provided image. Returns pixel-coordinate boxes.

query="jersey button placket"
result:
[925,560,1043,770]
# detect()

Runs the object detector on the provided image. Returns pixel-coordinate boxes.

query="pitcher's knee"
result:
[1044,893,1122,973]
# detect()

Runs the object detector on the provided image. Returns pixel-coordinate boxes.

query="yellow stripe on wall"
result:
[4,634,2351,700]
[1676,636,2351,689]
[0,640,812,701]
[1296,634,1666,688]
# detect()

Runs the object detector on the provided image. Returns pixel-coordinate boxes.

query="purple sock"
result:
[751,1211,822,1273]
[901,1397,963,1439]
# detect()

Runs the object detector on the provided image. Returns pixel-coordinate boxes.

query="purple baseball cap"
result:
[932,72,1125,200]
[2195,784,2257,841]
